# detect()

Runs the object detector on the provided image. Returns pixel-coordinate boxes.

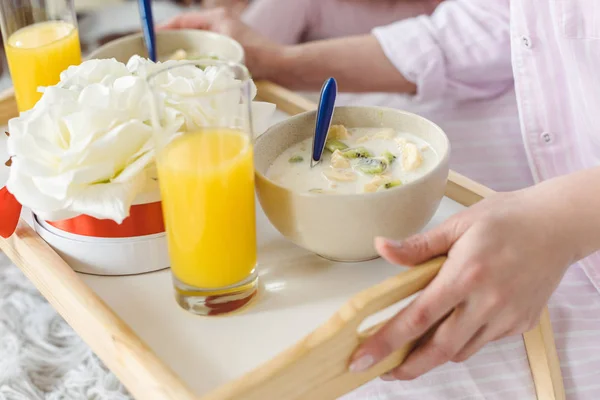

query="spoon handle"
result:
[139,0,157,62]
[311,77,337,167]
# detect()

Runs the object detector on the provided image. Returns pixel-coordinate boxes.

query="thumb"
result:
[375,220,462,266]
[157,9,223,31]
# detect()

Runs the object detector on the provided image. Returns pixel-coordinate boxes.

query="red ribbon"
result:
[46,201,165,238]
[1,185,165,239]
[0,186,22,238]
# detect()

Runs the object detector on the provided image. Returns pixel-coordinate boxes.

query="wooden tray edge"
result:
[0,87,18,127]
[0,221,199,400]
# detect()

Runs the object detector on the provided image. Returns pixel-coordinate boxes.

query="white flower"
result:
[126,55,179,79]
[57,58,131,91]
[6,69,165,223]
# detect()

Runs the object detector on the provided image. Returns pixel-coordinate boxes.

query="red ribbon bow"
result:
[0,186,22,238]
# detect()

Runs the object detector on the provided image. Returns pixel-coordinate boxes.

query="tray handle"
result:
[334,256,446,389]
[346,256,445,332]
[203,257,446,400]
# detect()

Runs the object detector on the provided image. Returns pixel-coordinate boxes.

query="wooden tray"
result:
[0,82,565,400]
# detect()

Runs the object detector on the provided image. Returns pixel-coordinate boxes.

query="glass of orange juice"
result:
[0,0,81,112]
[148,60,258,316]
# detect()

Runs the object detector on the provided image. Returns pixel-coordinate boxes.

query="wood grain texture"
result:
[203,257,446,400]
[445,170,495,206]
[0,220,199,400]
[255,81,317,115]
[0,87,18,126]
[523,310,566,400]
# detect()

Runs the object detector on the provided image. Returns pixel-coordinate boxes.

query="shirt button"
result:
[521,35,532,48]
[541,132,552,143]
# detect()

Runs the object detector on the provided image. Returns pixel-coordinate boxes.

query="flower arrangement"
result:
[1,56,275,237]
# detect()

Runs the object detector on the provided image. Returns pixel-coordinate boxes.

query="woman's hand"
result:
[159,8,282,80]
[349,180,591,380]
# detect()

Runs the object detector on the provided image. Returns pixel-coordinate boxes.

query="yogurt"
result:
[266,125,438,195]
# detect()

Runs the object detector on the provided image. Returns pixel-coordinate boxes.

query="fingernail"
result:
[384,238,403,249]
[376,236,402,249]
[349,354,374,373]
[380,373,395,381]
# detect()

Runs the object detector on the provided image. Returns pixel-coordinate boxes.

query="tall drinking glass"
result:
[148,60,258,316]
[0,0,82,112]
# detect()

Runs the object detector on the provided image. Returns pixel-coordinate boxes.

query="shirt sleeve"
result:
[241,0,312,45]
[372,0,513,102]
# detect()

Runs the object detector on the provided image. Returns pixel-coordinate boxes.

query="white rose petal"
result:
[126,55,162,79]
[6,165,67,212]
[58,58,130,91]
[67,173,147,223]
[68,161,119,186]
[32,170,76,200]
[61,110,113,155]
[36,86,79,109]
[78,81,111,101]
[39,172,147,223]
[113,144,154,184]
[78,120,152,172]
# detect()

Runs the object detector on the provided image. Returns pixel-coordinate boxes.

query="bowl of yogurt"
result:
[254,106,450,262]
[88,29,244,64]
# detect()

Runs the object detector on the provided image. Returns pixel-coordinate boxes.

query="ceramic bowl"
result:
[87,29,244,64]
[254,106,450,262]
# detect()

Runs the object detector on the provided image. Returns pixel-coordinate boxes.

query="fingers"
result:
[349,259,466,373]
[382,302,489,380]
[375,218,463,267]
[451,325,496,363]
[452,300,544,362]
[451,313,531,364]
[157,9,225,31]
[351,214,475,376]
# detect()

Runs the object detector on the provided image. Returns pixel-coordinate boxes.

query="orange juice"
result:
[5,20,81,112]
[157,129,257,289]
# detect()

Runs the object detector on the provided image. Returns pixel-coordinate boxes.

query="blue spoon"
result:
[138,0,157,62]
[311,77,338,168]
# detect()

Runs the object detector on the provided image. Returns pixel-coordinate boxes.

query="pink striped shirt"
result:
[338,0,600,397]
[242,0,442,45]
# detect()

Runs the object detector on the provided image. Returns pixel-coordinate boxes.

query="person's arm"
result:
[272,0,513,99]
[349,165,600,380]
[270,35,417,92]
[523,166,600,261]
[373,0,513,101]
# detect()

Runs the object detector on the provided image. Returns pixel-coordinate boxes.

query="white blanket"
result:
[0,252,130,399]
